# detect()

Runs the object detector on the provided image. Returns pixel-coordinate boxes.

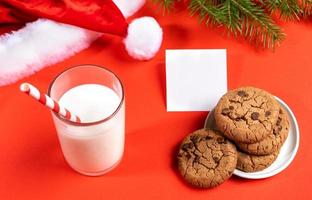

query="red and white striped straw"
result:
[20,82,81,123]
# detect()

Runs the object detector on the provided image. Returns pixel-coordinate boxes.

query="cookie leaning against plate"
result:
[236,107,290,155]
[214,87,280,143]
[177,129,237,188]
[236,150,279,172]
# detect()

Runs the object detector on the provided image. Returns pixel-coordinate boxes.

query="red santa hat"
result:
[0,0,163,86]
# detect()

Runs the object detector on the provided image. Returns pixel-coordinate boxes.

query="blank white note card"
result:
[166,49,227,111]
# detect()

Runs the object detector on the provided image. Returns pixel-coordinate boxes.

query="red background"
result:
[1,2,312,199]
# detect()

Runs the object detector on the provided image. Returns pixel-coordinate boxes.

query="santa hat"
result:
[0,0,163,86]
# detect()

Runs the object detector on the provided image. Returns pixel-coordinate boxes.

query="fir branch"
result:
[229,0,285,48]
[219,0,243,36]
[155,0,295,48]
[303,0,312,16]
[189,0,225,26]
[189,0,285,48]
[153,0,175,12]
[260,0,302,20]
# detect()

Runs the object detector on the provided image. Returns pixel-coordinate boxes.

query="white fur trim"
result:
[113,0,145,18]
[0,19,100,86]
[124,17,163,60]
[0,1,149,86]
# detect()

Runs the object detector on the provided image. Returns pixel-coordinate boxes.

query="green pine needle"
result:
[154,0,311,48]
[189,0,285,48]
[189,0,225,26]
[303,0,312,16]
[260,0,302,20]
[153,0,176,12]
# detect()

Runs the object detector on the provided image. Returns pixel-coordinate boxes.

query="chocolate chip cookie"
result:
[177,129,237,188]
[236,107,290,155]
[236,150,279,172]
[214,87,280,143]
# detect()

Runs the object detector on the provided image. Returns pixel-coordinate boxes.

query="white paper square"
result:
[166,49,227,111]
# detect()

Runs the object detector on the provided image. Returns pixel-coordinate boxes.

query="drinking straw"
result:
[20,82,81,123]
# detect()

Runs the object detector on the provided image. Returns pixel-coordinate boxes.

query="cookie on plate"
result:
[177,129,237,188]
[236,150,279,172]
[236,107,290,155]
[214,87,280,143]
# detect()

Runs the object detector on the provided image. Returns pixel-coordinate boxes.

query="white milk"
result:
[52,84,125,175]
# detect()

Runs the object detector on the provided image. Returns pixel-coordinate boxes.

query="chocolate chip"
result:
[205,136,213,140]
[276,118,281,126]
[274,125,282,134]
[190,135,201,143]
[237,90,246,97]
[217,137,226,144]
[186,154,192,160]
[213,156,220,164]
[237,90,249,97]
[251,112,259,120]
[229,106,234,110]
[221,108,230,115]
[194,157,200,163]
[182,143,193,151]
[265,111,271,117]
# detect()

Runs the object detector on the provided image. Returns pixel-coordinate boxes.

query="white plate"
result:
[204,96,300,179]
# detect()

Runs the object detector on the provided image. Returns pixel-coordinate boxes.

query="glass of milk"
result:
[48,65,125,176]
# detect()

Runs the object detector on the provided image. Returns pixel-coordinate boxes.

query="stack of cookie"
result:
[177,87,290,189]
[214,87,290,173]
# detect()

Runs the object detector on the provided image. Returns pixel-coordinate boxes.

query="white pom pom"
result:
[113,0,145,18]
[124,17,163,60]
